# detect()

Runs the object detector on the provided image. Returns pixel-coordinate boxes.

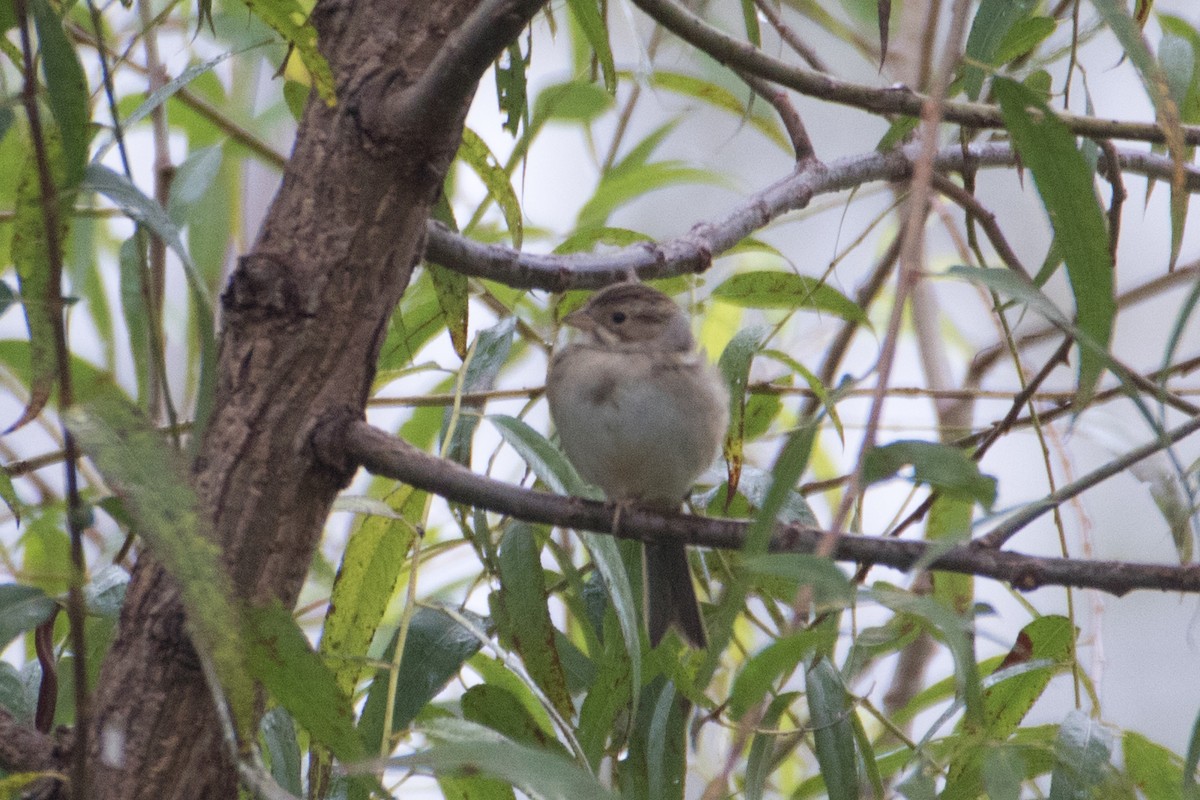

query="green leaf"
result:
[746,692,798,800]
[761,348,845,442]
[65,393,255,736]
[0,467,20,524]
[648,71,790,153]
[806,657,859,800]
[32,0,89,187]
[741,0,761,46]
[441,316,516,465]
[360,606,488,747]
[1123,731,1183,800]
[864,440,997,509]
[741,554,853,608]
[118,235,151,403]
[168,146,225,222]
[926,495,974,612]
[641,680,686,800]
[566,0,616,93]
[577,160,724,230]
[490,414,592,498]
[993,77,1115,402]
[981,747,1024,800]
[492,524,574,718]
[943,616,1074,799]
[82,166,217,424]
[1092,0,1188,267]
[532,81,614,126]
[993,17,1057,66]
[375,270,445,379]
[83,165,201,297]
[1184,704,1200,799]
[92,49,243,163]
[718,325,768,495]
[241,0,335,103]
[319,510,415,700]
[576,612,634,768]
[260,706,303,796]
[495,40,529,135]
[1048,710,1114,800]
[390,718,619,800]
[462,683,566,754]
[1159,16,1200,124]
[730,624,835,718]
[10,131,70,432]
[576,532,641,705]
[871,584,983,725]
[82,564,128,617]
[554,226,652,254]
[713,271,868,324]
[961,0,1037,99]
[0,584,56,652]
[0,661,35,723]
[460,128,523,249]
[426,263,469,360]
[244,601,364,763]
[21,510,69,596]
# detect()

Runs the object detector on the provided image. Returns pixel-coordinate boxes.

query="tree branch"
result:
[976,411,1200,548]
[630,0,1200,146]
[423,143,1200,290]
[362,0,547,142]
[328,419,1200,596]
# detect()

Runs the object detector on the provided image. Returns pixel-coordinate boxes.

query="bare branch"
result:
[930,173,1029,278]
[329,419,1200,596]
[977,411,1200,548]
[630,0,1200,146]
[750,0,829,72]
[736,71,817,163]
[424,143,1200,291]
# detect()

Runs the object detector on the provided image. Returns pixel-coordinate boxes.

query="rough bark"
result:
[77,2,483,797]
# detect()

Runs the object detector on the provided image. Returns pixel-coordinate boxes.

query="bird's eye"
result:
[611,311,627,324]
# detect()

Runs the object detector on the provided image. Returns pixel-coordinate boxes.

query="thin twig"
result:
[629,0,1200,146]
[977,411,1200,548]
[833,0,974,536]
[1098,138,1127,262]
[930,173,1029,278]
[735,70,817,162]
[750,0,829,72]
[12,1,89,794]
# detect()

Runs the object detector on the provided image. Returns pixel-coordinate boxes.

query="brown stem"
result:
[13,2,90,794]
[424,142,1200,290]
[630,0,1200,146]
[331,418,1200,595]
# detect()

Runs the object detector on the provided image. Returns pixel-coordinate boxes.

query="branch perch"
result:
[327,419,1200,596]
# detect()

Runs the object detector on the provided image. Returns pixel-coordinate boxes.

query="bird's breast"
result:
[547,346,729,504]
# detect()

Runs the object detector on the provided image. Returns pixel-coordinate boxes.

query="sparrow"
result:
[546,282,729,648]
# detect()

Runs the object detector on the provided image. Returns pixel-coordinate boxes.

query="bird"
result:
[546,281,729,648]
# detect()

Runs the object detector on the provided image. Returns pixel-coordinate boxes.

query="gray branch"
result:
[329,419,1200,597]
[424,143,1200,290]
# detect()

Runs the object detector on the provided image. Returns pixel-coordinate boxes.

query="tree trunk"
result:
[82,2,480,796]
